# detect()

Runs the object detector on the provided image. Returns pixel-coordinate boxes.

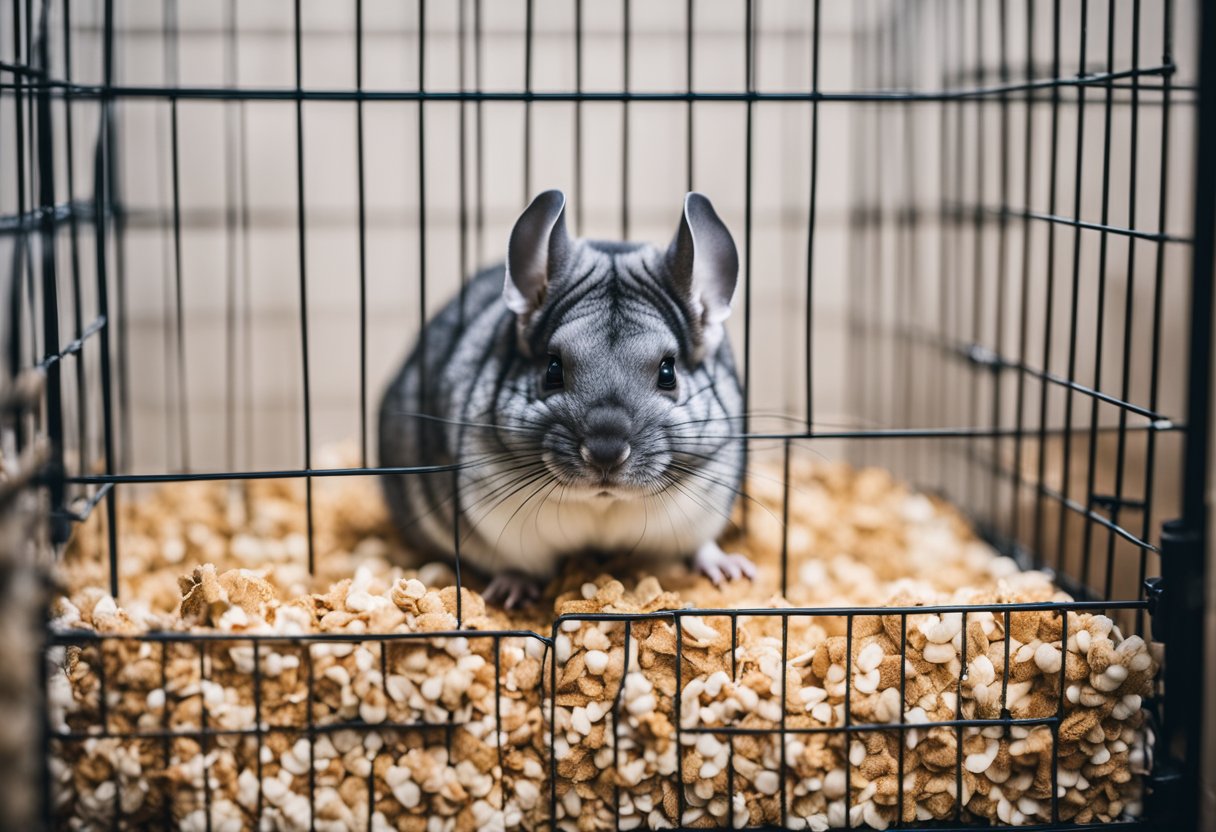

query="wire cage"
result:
[1,0,1212,829]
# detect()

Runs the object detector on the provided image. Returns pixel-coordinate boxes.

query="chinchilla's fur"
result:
[379,190,751,605]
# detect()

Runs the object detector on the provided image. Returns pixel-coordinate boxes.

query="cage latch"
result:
[1142,576,1167,642]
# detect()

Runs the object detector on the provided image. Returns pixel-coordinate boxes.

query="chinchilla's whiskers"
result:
[451,469,555,552]
[669,429,833,465]
[665,460,782,528]
[670,444,827,505]
[390,452,547,533]
[384,450,544,494]
[666,411,862,431]
[535,480,572,551]
[385,408,550,436]
[551,482,578,549]
[518,478,566,554]
[489,474,562,555]
[625,490,654,556]
[668,443,814,487]
[654,469,743,537]
[656,485,706,548]
[454,480,546,551]
[459,465,555,533]
[458,464,552,523]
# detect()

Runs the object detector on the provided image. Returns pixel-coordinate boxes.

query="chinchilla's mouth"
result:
[540,452,661,498]
[561,480,648,500]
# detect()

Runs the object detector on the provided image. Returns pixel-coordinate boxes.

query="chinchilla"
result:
[378,190,752,607]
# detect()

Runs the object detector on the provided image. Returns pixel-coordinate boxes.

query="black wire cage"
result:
[1,0,1213,829]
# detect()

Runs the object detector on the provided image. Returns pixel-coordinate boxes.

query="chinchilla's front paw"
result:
[694,541,756,585]
[483,571,541,609]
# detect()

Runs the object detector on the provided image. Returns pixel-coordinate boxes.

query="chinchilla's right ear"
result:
[666,192,739,359]
[504,190,571,333]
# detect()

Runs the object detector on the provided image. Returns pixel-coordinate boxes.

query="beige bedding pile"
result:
[48,448,1156,830]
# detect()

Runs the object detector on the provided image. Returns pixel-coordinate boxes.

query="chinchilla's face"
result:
[500,191,741,501]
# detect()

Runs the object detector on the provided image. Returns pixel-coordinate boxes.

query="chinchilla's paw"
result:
[483,571,541,609]
[694,541,757,585]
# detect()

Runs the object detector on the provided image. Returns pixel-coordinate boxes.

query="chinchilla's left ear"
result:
[665,192,738,355]
[504,190,572,325]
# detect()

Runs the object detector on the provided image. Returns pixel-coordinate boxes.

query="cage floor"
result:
[48,448,1156,830]
[59,444,1032,628]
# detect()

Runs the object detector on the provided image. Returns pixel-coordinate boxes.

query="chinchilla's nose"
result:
[580,436,631,472]
[580,406,632,474]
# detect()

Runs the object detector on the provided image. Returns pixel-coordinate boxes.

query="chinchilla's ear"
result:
[666,192,738,354]
[504,190,571,323]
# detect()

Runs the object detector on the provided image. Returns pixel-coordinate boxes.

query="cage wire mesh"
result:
[1,0,1212,829]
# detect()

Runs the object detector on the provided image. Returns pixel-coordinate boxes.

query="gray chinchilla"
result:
[378,190,753,607]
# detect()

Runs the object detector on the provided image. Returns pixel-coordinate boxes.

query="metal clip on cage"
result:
[2,0,1212,829]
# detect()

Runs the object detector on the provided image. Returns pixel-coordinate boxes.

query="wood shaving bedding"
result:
[49,445,1157,830]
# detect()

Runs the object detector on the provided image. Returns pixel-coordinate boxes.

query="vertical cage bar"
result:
[60,0,87,484]
[96,0,120,598]
[780,440,790,598]
[805,0,819,430]
[1109,0,1143,615]
[1137,0,1173,638]
[1166,0,1216,826]
[574,0,583,233]
[547,634,558,829]
[955,608,967,822]
[161,642,172,827]
[167,0,189,472]
[420,0,430,413]
[237,24,254,471]
[199,643,213,832]
[493,637,504,804]
[1011,0,1037,566]
[33,0,63,543]
[964,0,987,519]
[741,0,754,516]
[306,643,316,831]
[898,1,922,485]
[990,0,1011,535]
[949,0,966,503]
[621,0,630,239]
[292,0,315,575]
[356,0,368,465]
[779,615,788,827]
[896,613,907,823]
[1053,0,1091,586]
[1080,0,1119,597]
[474,0,484,261]
[674,615,685,823]
[934,0,951,490]
[524,0,532,203]
[685,0,693,192]
[253,638,265,823]
[1052,609,1068,824]
[1032,0,1064,566]
[9,0,31,388]
[457,0,468,330]
[612,621,631,830]
[843,613,854,828]
[223,0,240,473]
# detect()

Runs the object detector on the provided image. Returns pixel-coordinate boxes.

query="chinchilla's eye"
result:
[657,357,677,390]
[544,354,565,390]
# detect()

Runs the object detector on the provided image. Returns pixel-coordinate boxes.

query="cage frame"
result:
[1,0,1212,829]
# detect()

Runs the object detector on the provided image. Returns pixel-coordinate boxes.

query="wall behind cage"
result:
[69,0,856,477]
